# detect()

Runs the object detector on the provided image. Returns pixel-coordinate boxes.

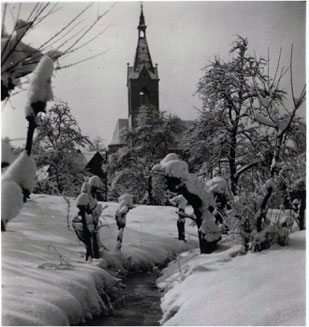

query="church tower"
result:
[127,4,159,129]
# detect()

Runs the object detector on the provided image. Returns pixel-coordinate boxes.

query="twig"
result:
[38,2,94,51]
[55,49,109,70]
[47,243,69,265]
[2,4,8,37]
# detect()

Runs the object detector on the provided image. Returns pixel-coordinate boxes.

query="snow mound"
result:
[158,231,305,326]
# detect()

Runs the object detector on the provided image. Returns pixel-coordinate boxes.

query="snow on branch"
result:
[153,153,221,253]
[24,55,54,121]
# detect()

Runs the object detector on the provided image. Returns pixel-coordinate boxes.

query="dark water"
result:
[88,271,162,326]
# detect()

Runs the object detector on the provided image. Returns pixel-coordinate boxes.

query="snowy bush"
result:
[153,153,221,254]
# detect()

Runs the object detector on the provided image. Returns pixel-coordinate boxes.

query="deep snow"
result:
[1,194,306,326]
[158,231,306,326]
[1,194,197,325]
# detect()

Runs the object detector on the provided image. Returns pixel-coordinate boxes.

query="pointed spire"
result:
[138,2,146,34]
[139,3,145,26]
[129,3,158,77]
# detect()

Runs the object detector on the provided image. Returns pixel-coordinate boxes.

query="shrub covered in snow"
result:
[153,153,221,254]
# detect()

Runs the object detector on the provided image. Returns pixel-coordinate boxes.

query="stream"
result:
[88,271,162,326]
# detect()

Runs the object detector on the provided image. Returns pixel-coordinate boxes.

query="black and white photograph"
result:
[1,1,306,326]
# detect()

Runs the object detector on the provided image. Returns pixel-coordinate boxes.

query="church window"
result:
[139,89,149,105]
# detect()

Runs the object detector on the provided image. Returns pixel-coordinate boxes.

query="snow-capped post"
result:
[72,177,107,261]
[249,45,306,250]
[153,153,221,254]
[114,194,135,250]
[170,194,190,241]
[88,175,107,255]
[24,55,54,156]
[73,184,94,261]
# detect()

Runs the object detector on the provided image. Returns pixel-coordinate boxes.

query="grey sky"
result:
[2,1,306,147]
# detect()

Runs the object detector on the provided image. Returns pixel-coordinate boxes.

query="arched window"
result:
[140,30,145,38]
[139,88,149,106]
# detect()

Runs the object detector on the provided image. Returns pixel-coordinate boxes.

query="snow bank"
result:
[2,194,198,325]
[158,231,305,326]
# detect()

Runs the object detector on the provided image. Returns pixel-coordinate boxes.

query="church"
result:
[108,5,192,154]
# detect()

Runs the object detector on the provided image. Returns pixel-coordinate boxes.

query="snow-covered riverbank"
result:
[1,194,197,325]
[2,194,305,326]
[158,231,306,326]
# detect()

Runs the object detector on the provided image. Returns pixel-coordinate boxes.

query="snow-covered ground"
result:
[1,194,306,326]
[1,194,197,325]
[158,231,306,326]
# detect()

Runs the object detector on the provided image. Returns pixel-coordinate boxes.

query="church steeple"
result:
[127,4,159,129]
[138,3,146,35]
[133,4,155,74]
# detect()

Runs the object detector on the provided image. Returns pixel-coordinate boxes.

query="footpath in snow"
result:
[1,194,198,326]
[1,194,306,326]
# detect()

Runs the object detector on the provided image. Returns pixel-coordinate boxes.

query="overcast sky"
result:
[2,1,306,148]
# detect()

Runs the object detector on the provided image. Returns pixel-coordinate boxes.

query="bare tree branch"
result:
[55,49,110,70]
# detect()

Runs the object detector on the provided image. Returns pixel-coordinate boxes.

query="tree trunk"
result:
[229,126,238,195]
[148,175,153,205]
[25,117,37,156]
[256,186,273,232]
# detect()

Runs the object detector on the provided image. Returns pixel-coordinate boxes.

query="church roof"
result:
[110,119,129,145]
[127,64,159,81]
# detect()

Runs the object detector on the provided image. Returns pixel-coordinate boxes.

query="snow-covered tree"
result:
[109,105,184,204]
[250,45,306,239]
[33,101,91,195]
[184,36,286,195]
[184,37,305,251]
[88,136,106,152]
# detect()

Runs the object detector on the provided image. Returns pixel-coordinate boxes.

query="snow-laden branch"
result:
[153,153,221,254]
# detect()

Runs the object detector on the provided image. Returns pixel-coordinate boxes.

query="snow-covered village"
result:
[1,1,306,326]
